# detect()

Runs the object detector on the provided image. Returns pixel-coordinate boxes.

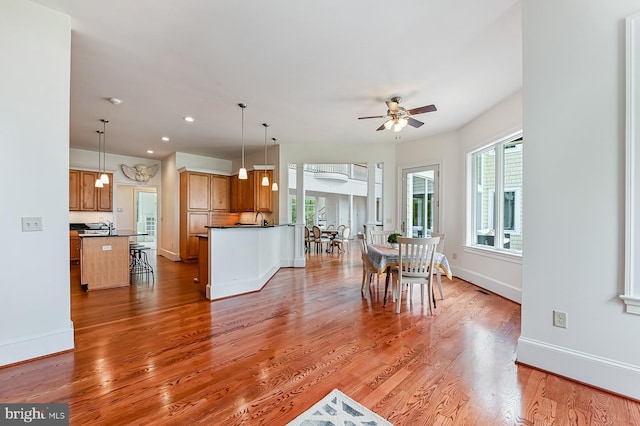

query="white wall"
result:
[0,1,74,365]
[397,91,523,302]
[518,0,640,399]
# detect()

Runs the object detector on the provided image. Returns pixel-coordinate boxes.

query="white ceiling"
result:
[31,0,522,161]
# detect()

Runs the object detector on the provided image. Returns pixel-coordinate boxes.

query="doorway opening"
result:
[401,164,439,237]
[115,185,157,249]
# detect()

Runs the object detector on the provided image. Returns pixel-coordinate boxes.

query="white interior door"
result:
[401,165,439,237]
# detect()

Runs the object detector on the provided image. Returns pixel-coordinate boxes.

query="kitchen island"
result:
[79,234,135,290]
[202,224,297,300]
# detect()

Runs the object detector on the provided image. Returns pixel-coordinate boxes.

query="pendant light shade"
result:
[261,123,269,187]
[99,119,110,184]
[238,103,248,180]
[271,137,278,191]
[94,130,104,188]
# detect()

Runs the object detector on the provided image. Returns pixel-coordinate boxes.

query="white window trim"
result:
[466,131,522,255]
[489,188,522,235]
[623,12,640,314]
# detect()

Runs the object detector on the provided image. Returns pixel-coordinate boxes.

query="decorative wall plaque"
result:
[120,164,159,182]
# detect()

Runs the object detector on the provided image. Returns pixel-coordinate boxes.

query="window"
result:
[468,135,522,253]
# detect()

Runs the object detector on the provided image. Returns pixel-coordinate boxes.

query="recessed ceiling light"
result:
[147,150,154,154]
[161,137,170,142]
[183,116,194,122]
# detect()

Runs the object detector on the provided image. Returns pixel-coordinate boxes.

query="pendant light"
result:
[261,123,269,187]
[238,103,248,179]
[271,137,278,191]
[99,119,110,184]
[94,130,104,188]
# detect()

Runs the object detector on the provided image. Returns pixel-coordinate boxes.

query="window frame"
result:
[466,132,523,256]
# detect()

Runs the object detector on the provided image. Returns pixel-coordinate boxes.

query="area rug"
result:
[287,388,393,426]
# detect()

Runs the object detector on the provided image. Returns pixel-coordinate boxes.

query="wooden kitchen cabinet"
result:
[69,169,113,212]
[230,170,272,213]
[80,171,98,210]
[69,170,80,210]
[211,174,230,211]
[97,173,113,211]
[179,171,231,262]
[70,230,80,263]
[255,170,273,213]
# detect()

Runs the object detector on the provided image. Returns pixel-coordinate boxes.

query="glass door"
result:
[401,165,439,237]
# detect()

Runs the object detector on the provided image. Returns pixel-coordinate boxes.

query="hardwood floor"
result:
[1,244,639,425]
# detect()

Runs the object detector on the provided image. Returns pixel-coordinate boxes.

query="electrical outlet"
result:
[21,217,43,232]
[553,310,568,328]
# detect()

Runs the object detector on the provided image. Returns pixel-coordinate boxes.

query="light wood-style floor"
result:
[1,243,639,425]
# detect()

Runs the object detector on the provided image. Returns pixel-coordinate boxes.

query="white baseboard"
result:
[452,266,521,303]
[158,248,180,262]
[0,322,74,367]
[517,337,640,400]
[208,265,280,300]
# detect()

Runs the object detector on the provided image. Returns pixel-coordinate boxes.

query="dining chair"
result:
[357,233,379,296]
[327,224,335,230]
[430,232,446,299]
[304,226,314,253]
[312,225,332,253]
[395,236,440,314]
[369,230,393,245]
[333,226,351,253]
[337,224,346,237]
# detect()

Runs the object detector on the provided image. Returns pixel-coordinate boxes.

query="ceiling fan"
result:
[358,96,437,132]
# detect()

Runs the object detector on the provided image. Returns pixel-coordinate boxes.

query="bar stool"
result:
[129,243,154,283]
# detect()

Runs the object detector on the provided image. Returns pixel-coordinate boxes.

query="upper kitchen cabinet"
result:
[211,174,230,211]
[181,171,230,213]
[69,169,113,212]
[230,170,272,213]
[69,169,80,210]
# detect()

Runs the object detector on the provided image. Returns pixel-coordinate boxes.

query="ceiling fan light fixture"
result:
[383,120,394,130]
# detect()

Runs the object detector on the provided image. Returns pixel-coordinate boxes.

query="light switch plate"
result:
[21,217,43,232]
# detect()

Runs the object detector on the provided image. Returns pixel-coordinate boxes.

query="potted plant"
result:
[387,232,402,248]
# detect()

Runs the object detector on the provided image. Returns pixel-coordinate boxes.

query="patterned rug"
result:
[287,389,393,426]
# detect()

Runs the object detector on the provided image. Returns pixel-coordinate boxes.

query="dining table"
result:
[367,243,452,307]
[321,229,339,252]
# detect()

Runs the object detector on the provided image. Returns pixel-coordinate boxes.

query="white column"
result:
[294,163,306,267]
[367,162,378,232]
[348,194,354,238]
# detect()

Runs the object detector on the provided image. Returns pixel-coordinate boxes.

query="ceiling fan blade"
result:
[358,115,387,120]
[407,117,424,128]
[376,123,387,131]
[407,104,437,115]
[385,100,400,112]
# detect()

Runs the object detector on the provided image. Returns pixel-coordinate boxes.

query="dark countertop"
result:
[78,233,148,238]
[205,224,290,229]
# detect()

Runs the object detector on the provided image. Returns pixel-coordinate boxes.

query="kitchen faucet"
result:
[255,211,266,227]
